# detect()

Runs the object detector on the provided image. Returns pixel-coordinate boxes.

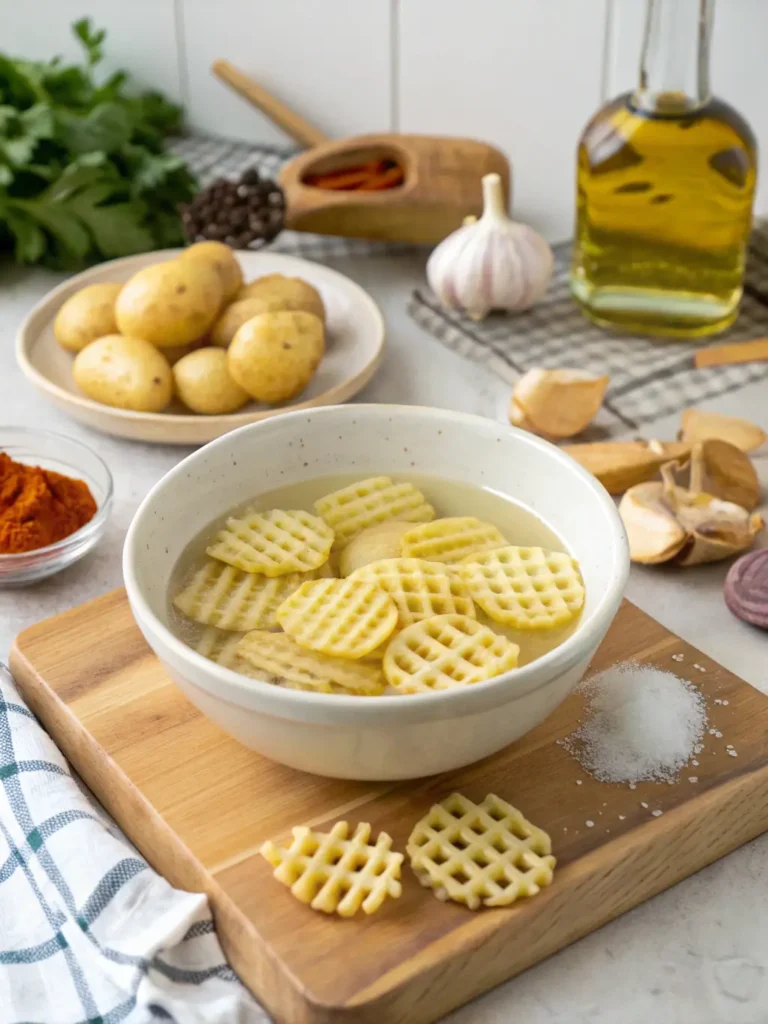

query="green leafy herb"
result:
[0,19,196,268]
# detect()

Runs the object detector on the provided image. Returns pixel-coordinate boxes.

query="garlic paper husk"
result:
[426,173,554,320]
[619,456,764,567]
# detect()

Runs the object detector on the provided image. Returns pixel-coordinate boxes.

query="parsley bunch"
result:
[0,19,197,268]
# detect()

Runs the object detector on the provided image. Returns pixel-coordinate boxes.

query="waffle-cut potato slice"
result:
[194,626,246,668]
[338,521,411,577]
[237,630,385,695]
[194,626,273,679]
[277,578,398,659]
[401,517,506,564]
[383,614,519,693]
[459,546,584,630]
[407,793,555,910]
[314,476,434,549]
[261,821,403,917]
[174,560,324,631]
[349,558,475,627]
[207,509,334,577]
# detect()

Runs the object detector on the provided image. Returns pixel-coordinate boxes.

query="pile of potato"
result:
[53,241,326,416]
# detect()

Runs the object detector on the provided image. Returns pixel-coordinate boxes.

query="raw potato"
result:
[339,522,412,576]
[180,241,243,304]
[236,274,326,323]
[211,298,272,348]
[53,282,123,353]
[73,335,172,412]
[115,259,223,347]
[173,347,250,414]
[228,311,324,403]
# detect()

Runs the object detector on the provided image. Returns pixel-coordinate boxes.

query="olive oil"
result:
[571,0,757,338]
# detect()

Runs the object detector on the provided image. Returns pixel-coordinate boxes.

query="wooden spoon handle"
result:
[211,60,329,148]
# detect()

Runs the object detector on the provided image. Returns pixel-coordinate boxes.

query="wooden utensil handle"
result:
[694,337,768,368]
[211,60,329,148]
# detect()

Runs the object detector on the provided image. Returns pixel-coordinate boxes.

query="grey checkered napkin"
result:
[0,664,266,1024]
[409,231,768,436]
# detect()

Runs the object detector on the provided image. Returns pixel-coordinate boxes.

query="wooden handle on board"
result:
[211,60,329,148]
[694,337,768,369]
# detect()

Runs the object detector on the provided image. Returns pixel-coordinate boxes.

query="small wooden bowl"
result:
[279,133,510,244]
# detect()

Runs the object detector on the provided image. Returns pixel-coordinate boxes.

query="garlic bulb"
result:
[427,173,553,319]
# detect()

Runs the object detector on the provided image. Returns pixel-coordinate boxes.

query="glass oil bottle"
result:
[570,0,757,338]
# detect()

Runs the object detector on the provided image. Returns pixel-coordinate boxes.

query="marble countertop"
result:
[1,251,766,1024]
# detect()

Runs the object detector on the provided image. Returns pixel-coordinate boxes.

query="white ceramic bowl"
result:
[123,405,629,780]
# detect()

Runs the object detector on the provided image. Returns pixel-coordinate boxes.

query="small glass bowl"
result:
[0,427,113,587]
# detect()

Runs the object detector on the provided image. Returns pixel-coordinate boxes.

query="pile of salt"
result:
[562,662,707,784]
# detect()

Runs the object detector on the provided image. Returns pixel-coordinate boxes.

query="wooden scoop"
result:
[213,60,511,244]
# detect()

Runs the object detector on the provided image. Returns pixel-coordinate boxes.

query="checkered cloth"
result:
[408,228,768,436]
[0,664,267,1024]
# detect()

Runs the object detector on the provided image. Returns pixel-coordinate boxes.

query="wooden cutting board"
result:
[10,590,768,1024]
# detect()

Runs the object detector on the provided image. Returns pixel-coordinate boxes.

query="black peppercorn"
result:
[181,168,285,249]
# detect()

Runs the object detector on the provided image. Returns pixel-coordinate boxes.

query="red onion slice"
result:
[724,549,768,630]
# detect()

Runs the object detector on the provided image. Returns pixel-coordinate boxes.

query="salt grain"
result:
[692,760,699,766]
[586,820,595,827]
[561,662,707,784]
[618,815,626,820]
[722,700,729,706]
[688,776,698,783]
[652,810,664,817]
[575,780,583,785]
[728,750,738,757]
[672,654,684,662]
[641,801,649,808]
[694,744,704,754]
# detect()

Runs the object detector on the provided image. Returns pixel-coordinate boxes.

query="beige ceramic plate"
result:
[16,249,385,445]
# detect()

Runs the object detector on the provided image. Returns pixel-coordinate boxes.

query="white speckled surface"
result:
[1,252,767,1023]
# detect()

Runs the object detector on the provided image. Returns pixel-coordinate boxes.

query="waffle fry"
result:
[459,546,584,630]
[407,793,556,910]
[383,614,519,693]
[276,578,398,659]
[173,560,324,631]
[207,509,334,576]
[349,558,475,627]
[261,821,403,916]
[194,627,246,668]
[237,630,385,694]
[401,517,506,564]
[314,476,434,549]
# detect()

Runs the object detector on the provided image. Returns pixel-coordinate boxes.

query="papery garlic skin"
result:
[426,173,554,320]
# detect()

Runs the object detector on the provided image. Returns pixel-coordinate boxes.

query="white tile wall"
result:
[398,0,608,242]
[179,0,392,146]
[3,0,767,238]
[0,0,182,100]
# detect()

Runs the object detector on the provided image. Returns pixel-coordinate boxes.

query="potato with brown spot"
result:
[236,274,326,324]
[173,347,250,414]
[115,259,222,347]
[180,241,243,304]
[228,311,324,403]
[73,335,172,412]
[53,283,123,352]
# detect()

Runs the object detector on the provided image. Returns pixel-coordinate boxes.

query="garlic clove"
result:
[512,368,609,439]
[696,439,760,511]
[618,482,688,564]
[679,408,766,453]
[620,457,764,568]
[562,440,691,494]
[426,172,553,320]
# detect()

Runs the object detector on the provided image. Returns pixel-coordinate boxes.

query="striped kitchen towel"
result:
[0,664,267,1024]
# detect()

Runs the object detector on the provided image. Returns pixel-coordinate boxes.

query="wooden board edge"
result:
[330,763,768,1024]
[7,640,317,1024]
